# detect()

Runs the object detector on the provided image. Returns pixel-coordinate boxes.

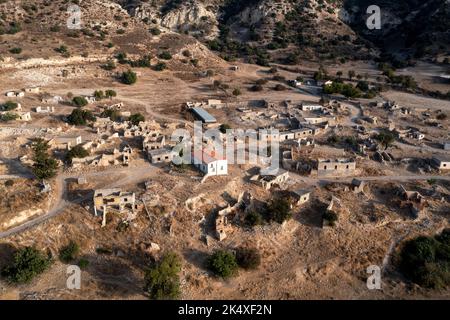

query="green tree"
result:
[105,89,117,98]
[72,96,88,107]
[0,101,18,111]
[129,113,145,125]
[121,70,137,85]
[67,108,95,125]
[207,250,238,279]
[66,145,89,163]
[1,247,52,284]
[375,131,395,150]
[267,198,292,224]
[144,252,182,300]
[31,139,58,180]
[93,90,105,100]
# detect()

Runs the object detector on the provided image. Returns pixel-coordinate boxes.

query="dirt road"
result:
[0,164,160,239]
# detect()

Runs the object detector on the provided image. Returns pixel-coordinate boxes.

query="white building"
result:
[301,104,323,112]
[192,151,228,176]
[432,156,450,171]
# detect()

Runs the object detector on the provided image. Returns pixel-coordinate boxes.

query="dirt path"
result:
[0,164,160,239]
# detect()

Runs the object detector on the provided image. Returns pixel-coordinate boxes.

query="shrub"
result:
[59,241,80,263]
[129,113,145,125]
[153,62,167,71]
[250,84,263,92]
[72,96,88,107]
[78,259,89,269]
[245,211,263,227]
[0,101,18,111]
[102,60,116,71]
[207,250,238,279]
[150,27,161,35]
[323,210,338,226]
[219,123,231,134]
[399,230,450,289]
[236,247,261,270]
[4,179,14,187]
[101,109,121,122]
[121,70,137,85]
[9,47,22,54]
[232,88,241,96]
[1,247,52,284]
[144,252,181,300]
[267,198,291,224]
[274,84,287,91]
[158,51,172,60]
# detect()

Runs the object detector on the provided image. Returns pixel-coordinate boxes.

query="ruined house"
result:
[148,148,174,164]
[351,179,366,194]
[251,168,290,190]
[317,159,356,177]
[432,155,450,171]
[292,189,311,206]
[48,135,82,150]
[93,189,137,227]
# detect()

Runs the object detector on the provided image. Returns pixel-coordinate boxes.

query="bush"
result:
[121,70,137,85]
[153,62,167,71]
[129,113,145,125]
[245,211,263,227]
[72,96,88,107]
[158,51,172,60]
[0,101,18,111]
[250,84,263,92]
[323,210,338,226]
[78,259,89,269]
[400,230,450,289]
[1,247,52,284]
[232,88,241,96]
[207,250,238,279]
[101,109,121,122]
[236,247,261,270]
[273,84,287,91]
[267,198,291,224]
[9,47,22,54]
[150,27,161,35]
[219,123,231,134]
[144,252,181,300]
[4,179,14,187]
[59,241,80,263]
[66,145,89,163]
